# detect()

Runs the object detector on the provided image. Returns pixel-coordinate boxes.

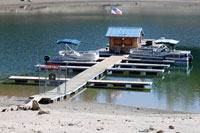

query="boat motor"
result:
[44,56,50,63]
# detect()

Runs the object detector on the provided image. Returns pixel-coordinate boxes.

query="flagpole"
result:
[110,6,113,27]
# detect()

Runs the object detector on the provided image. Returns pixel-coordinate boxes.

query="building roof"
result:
[105,27,144,38]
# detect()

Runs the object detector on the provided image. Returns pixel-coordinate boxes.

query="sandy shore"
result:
[0,97,199,133]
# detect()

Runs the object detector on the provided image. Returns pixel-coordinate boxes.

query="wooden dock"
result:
[29,55,128,104]
[9,76,152,89]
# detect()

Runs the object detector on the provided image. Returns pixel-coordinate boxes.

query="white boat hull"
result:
[52,51,99,62]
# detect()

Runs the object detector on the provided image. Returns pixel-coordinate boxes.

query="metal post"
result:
[64,63,67,94]
[57,68,61,94]
[45,69,48,93]
[38,64,40,94]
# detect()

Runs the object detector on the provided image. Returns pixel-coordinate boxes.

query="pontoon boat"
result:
[129,38,193,65]
[45,39,99,63]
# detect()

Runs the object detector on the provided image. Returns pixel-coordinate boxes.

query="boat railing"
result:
[78,50,99,54]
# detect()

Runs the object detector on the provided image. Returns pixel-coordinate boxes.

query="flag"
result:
[111,6,122,15]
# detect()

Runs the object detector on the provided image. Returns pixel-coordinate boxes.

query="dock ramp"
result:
[30,55,127,103]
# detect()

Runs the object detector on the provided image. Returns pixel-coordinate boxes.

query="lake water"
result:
[0,3,200,113]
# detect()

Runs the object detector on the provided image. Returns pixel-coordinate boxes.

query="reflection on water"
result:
[75,65,200,113]
[0,2,200,112]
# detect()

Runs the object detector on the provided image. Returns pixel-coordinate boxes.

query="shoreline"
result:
[0,96,191,114]
[0,97,200,132]
[1,0,200,7]
[0,0,200,14]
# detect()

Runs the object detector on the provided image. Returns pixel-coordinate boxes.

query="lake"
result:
[0,2,200,113]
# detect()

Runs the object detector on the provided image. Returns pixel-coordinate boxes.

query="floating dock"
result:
[9,76,70,82]
[29,55,129,103]
[35,63,166,75]
[37,62,170,69]
[87,80,152,88]
[9,51,173,104]
[10,54,171,104]
[9,76,152,90]
[122,58,175,64]
[114,63,170,69]
[35,64,90,72]
[107,68,164,75]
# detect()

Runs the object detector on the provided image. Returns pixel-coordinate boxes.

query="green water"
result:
[0,3,200,112]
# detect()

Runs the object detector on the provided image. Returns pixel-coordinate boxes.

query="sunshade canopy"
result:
[57,39,81,45]
[155,38,179,45]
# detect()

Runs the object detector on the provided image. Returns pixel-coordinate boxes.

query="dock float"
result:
[9,76,152,89]
[35,64,166,75]
[106,68,164,75]
[37,62,169,70]
[35,65,90,72]
[9,76,70,82]
[87,80,152,88]
[29,55,128,104]
[114,63,170,69]
[122,58,175,64]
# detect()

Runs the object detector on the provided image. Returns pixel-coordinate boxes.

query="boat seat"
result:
[115,46,121,54]
[59,51,65,56]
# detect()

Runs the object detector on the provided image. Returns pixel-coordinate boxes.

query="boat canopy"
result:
[57,39,81,45]
[155,37,179,46]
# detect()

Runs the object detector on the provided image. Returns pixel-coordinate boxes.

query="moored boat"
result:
[45,39,99,63]
[129,38,193,65]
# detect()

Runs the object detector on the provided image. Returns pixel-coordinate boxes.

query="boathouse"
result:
[106,27,144,53]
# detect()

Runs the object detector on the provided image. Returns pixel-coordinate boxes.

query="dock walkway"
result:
[30,55,127,103]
